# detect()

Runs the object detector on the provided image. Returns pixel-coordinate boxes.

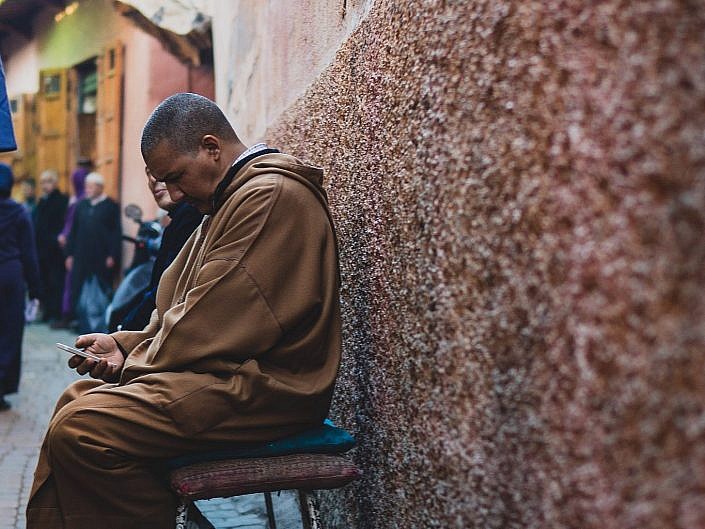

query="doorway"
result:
[74,58,97,167]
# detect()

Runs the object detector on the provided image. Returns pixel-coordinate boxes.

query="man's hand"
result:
[106,256,115,269]
[69,334,125,382]
[65,256,73,271]
[57,233,66,248]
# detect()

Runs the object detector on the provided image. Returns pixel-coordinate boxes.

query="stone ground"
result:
[0,322,304,529]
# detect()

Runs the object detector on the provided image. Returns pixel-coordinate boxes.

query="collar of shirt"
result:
[209,143,279,213]
[233,143,268,166]
[90,194,107,206]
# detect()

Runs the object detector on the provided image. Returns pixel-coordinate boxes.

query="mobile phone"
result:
[56,342,103,362]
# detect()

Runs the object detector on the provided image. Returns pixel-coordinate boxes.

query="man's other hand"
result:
[69,333,125,382]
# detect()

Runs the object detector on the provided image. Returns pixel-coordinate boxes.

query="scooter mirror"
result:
[124,204,143,222]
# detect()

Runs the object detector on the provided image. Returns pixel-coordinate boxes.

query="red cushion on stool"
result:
[169,453,361,501]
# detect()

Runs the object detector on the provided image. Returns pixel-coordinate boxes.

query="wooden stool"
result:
[166,424,360,528]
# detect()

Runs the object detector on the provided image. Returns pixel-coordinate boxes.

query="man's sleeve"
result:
[142,176,332,367]
[109,201,122,261]
[111,308,160,355]
[54,194,68,237]
[65,203,79,257]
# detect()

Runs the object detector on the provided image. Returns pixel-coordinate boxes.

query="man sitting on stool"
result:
[26,93,342,529]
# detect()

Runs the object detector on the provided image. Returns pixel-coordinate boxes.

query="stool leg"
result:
[298,490,322,529]
[264,492,277,529]
[175,500,189,529]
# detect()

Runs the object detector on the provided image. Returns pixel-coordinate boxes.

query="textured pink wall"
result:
[267,1,705,528]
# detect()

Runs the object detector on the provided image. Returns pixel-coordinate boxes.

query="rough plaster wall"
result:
[266,1,705,528]
[211,0,374,143]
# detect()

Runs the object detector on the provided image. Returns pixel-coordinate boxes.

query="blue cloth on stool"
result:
[163,420,356,471]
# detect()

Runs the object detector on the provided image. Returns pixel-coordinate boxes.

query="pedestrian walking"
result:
[65,172,121,333]
[0,162,40,410]
[54,160,90,329]
[34,169,68,323]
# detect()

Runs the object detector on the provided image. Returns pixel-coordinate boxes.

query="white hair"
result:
[85,172,105,186]
[39,169,58,183]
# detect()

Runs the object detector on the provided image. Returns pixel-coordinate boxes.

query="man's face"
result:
[21,181,35,199]
[145,167,176,211]
[144,139,221,213]
[39,176,56,195]
[85,181,102,199]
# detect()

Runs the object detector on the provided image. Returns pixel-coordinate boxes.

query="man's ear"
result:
[201,135,221,160]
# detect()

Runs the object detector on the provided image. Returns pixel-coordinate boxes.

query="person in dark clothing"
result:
[20,178,37,217]
[34,169,68,322]
[0,163,40,410]
[119,168,202,331]
[65,172,121,332]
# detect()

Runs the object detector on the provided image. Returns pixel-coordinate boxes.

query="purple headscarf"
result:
[71,166,89,200]
[60,166,89,240]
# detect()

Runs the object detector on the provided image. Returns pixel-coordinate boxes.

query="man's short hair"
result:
[85,172,105,186]
[141,93,237,159]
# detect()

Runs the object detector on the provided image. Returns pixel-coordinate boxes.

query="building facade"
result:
[0,0,214,222]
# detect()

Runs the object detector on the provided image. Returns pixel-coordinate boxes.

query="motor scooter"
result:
[105,204,163,332]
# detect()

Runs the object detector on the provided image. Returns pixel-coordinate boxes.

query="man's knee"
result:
[52,379,103,416]
[46,401,88,462]
[46,396,110,466]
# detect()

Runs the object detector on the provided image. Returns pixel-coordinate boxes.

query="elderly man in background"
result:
[65,172,121,333]
[34,169,68,323]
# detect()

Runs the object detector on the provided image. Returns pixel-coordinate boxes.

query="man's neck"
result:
[223,142,247,171]
[207,142,272,214]
[208,142,247,197]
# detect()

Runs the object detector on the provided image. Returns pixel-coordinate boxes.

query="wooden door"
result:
[0,94,34,176]
[96,42,124,200]
[20,93,38,181]
[66,67,79,183]
[36,68,70,191]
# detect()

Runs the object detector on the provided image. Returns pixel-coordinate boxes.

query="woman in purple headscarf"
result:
[52,159,90,329]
